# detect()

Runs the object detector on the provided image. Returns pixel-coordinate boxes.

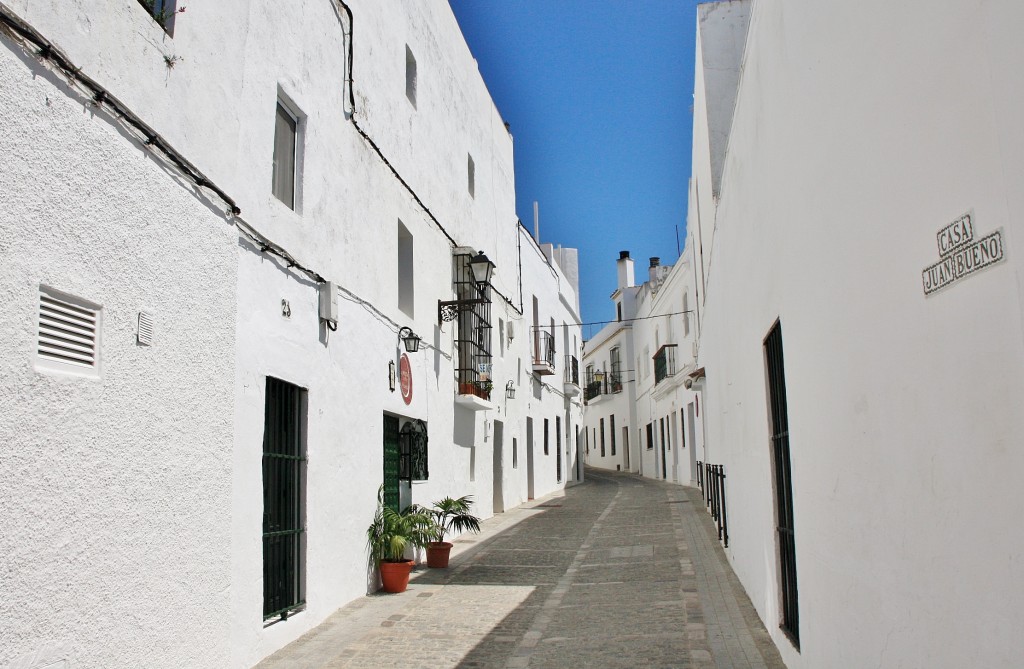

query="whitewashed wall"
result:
[692,1,1024,667]
[0,1,582,666]
[0,29,237,669]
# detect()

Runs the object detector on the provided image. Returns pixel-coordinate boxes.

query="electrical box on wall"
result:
[319,281,338,325]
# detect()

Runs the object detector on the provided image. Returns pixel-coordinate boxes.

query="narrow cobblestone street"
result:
[257,469,785,669]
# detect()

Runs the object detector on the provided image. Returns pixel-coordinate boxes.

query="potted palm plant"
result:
[424,495,482,568]
[366,488,433,593]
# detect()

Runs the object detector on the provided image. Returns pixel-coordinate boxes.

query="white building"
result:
[0,1,581,667]
[581,251,705,483]
[688,1,1024,667]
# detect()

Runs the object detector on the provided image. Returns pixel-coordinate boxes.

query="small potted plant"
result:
[366,488,433,593]
[475,379,494,400]
[424,495,482,568]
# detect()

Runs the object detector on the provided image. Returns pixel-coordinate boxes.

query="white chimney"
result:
[617,251,635,289]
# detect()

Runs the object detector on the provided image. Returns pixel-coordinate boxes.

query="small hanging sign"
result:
[400,353,413,405]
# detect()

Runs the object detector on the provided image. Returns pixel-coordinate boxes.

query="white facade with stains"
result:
[0,1,581,667]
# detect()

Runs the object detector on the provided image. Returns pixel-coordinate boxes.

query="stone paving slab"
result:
[255,470,787,669]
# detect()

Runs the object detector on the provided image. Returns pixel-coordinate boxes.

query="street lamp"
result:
[469,250,495,286]
[438,250,497,324]
[398,326,421,353]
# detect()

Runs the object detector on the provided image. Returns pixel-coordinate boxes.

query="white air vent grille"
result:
[37,287,100,375]
[137,311,154,346]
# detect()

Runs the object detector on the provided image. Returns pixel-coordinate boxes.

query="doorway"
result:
[660,418,667,479]
[526,417,535,500]
[687,404,697,484]
[493,420,504,513]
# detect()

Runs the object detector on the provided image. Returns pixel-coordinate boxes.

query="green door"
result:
[383,415,400,512]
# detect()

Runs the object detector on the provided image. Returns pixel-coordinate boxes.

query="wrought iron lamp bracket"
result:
[437,298,487,324]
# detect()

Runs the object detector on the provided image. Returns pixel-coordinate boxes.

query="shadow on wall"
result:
[453,407,477,448]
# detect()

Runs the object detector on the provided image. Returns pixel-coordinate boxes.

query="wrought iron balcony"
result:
[584,379,603,402]
[609,362,623,394]
[563,355,580,396]
[653,344,678,384]
[532,330,556,375]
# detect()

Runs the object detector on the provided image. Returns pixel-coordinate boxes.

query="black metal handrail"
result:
[698,462,728,548]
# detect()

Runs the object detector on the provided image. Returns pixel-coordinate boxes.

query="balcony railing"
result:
[564,355,579,386]
[532,330,556,375]
[653,344,678,384]
[609,363,623,394]
[584,379,603,402]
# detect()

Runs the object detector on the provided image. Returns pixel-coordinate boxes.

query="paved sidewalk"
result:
[256,469,786,669]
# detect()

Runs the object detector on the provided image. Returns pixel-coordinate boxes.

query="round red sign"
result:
[399,353,413,405]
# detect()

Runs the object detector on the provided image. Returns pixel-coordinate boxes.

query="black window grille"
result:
[543,418,549,455]
[399,419,429,482]
[609,347,623,393]
[599,418,606,457]
[653,344,678,384]
[765,320,799,647]
[263,377,306,621]
[452,252,492,398]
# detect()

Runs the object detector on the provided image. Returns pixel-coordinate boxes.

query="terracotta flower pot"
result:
[426,541,454,568]
[379,559,415,593]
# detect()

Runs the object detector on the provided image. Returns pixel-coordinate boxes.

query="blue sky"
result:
[448,1,699,336]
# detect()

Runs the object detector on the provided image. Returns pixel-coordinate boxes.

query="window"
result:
[137,0,178,35]
[36,286,102,378]
[512,437,518,469]
[398,220,414,317]
[616,302,622,321]
[450,251,492,397]
[399,419,428,482]
[272,99,300,210]
[610,416,616,456]
[599,418,606,457]
[646,423,654,450]
[543,418,549,455]
[263,377,307,621]
[765,320,800,647]
[683,292,690,336]
[405,45,417,107]
[467,154,475,198]
[609,347,622,393]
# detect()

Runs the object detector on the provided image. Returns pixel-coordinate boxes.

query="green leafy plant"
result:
[424,495,481,543]
[366,487,433,564]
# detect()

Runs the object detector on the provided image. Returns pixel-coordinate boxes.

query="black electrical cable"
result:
[333,0,522,316]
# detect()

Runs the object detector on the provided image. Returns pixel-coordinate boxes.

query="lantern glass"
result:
[469,251,495,286]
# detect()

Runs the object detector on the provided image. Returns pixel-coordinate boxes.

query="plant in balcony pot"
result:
[424,495,482,568]
[366,488,433,593]
[475,380,494,400]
